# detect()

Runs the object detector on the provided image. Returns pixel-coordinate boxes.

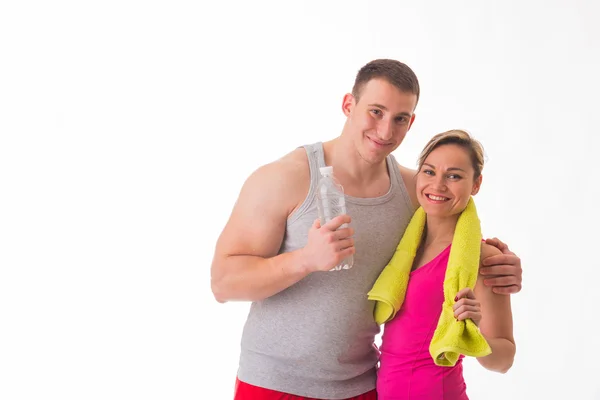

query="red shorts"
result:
[234,377,377,400]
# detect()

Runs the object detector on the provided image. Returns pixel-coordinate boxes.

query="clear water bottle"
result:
[316,166,353,271]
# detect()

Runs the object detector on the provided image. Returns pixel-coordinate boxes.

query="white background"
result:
[1,0,599,399]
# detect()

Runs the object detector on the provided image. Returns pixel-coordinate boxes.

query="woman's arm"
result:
[474,243,516,373]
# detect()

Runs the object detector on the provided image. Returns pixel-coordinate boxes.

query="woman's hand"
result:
[453,288,482,326]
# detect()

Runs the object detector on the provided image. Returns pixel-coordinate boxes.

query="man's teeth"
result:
[428,194,448,201]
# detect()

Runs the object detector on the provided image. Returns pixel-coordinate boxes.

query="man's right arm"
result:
[210,157,308,303]
[210,150,355,303]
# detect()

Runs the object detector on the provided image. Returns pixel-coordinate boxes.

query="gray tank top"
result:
[237,142,415,398]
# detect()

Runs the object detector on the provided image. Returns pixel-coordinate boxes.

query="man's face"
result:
[343,78,417,164]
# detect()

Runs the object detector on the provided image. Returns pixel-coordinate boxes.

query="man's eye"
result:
[370,109,382,116]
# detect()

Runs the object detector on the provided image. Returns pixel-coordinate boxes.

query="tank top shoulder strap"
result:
[386,153,416,212]
[303,141,326,181]
[287,142,325,224]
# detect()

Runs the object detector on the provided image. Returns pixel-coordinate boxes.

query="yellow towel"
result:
[367,197,491,366]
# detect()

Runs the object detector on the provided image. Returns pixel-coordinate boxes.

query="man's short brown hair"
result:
[352,59,420,106]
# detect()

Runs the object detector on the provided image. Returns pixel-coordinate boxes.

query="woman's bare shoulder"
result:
[480,241,502,261]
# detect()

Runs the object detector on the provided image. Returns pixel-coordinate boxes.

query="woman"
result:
[376,130,516,399]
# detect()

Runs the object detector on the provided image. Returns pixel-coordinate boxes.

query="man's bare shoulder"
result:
[278,147,310,171]
[256,147,309,185]
[397,163,417,176]
[395,161,419,208]
[242,147,309,216]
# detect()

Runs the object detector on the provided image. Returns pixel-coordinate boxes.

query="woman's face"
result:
[416,144,482,218]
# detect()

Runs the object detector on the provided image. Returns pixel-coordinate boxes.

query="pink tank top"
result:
[377,245,469,400]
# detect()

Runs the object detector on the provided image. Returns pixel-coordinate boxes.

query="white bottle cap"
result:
[319,166,333,175]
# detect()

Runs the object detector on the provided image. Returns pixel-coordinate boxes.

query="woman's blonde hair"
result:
[417,129,485,179]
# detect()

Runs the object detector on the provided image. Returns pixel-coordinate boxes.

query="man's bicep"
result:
[216,166,291,259]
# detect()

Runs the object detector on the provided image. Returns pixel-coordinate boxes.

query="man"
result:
[211,59,522,400]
